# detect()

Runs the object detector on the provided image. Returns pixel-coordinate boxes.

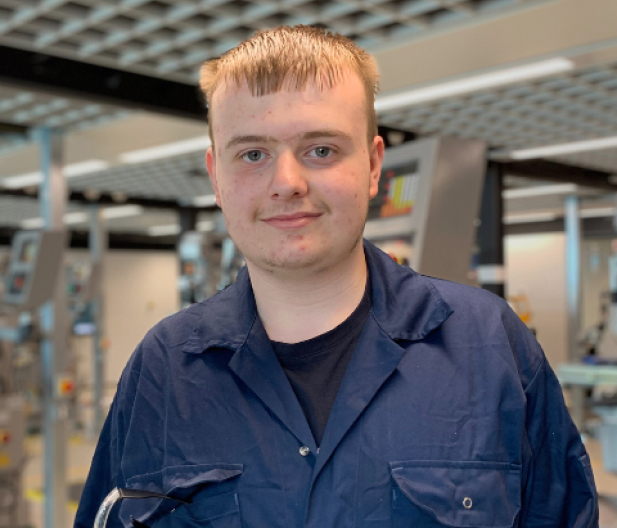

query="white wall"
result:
[505,233,568,368]
[102,251,179,386]
[69,250,179,401]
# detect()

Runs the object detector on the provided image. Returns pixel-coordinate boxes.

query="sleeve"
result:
[520,355,599,527]
[73,357,141,528]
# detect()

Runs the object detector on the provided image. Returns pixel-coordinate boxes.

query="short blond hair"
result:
[200,25,380,147]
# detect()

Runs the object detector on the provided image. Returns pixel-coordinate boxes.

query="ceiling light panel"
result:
[0,85,132,151]
[68,151,214,202]
[379,61,617,174]
[0,195,87,228]
[0,0,550,85]
[375,59,575,112]
[0,151,214,205]
[0,195,194,235]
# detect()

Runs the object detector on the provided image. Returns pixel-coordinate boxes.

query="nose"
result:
[268,151,308,200]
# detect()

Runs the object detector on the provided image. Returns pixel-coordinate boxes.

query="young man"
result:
[75,26,598,528]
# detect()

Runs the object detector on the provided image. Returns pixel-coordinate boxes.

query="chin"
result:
[260,251,323,271]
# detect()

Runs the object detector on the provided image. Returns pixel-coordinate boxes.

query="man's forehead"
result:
[209,70,367,148]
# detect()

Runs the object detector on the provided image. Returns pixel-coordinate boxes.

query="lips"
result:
[262,212,322,229]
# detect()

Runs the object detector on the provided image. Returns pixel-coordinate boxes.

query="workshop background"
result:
[1,0,617,526]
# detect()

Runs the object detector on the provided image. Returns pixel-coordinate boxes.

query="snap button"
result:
[299,446,310,457]
[463,497,473,509]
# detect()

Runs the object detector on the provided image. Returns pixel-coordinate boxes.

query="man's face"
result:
[206,70,384,275]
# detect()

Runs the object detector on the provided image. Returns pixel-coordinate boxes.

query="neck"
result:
[247,243,368,344]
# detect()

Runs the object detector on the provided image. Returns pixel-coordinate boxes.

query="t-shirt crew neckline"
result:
[270,276,372,446]
[271,277,372,359]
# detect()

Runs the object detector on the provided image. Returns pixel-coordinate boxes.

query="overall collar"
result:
[181,239,453,355]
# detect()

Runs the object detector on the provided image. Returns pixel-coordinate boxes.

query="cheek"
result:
[325,185,366,230]
[329,173,367,208]
[220,177,260,218]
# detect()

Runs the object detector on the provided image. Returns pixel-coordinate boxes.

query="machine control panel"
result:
[2,231,65,310]
[56,375,76,398]
[363,137,486,285]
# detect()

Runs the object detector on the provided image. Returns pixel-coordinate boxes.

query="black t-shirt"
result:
[271,278,372,446]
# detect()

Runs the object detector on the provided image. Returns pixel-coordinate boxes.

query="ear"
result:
[368,135,384,200]
[206,146,222,208]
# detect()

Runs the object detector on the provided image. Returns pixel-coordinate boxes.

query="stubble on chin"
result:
[259,238,324,271]
[258,226,365,275]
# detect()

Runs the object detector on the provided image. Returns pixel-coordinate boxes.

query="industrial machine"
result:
[67,260,102,336]
[178,231,215,308]
[0,230,66,528]
[2,231,65,311]
[178,214,245,308]
[363,136,487,284]
[557,250,617,473]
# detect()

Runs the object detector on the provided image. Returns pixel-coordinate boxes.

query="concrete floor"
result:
[23,434,93,528]
[587,438,617,528]
[19,435,617,528]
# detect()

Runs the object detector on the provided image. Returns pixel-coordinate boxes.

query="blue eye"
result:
[242,150,264,162]
[312,147,332,158]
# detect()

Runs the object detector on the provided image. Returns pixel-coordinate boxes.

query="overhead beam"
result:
[505,216,617,238]
[0,121,29,137]
[498,159,617,191]
[0,227,176,251]
[0,46,207,122]
[377,125,416,148]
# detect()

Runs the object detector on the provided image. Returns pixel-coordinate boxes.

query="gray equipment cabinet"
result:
[364,137,487,284]
[2,231,65,311]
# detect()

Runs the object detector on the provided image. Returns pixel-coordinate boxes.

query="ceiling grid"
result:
[0,85,131,154]
[379,61,617,174]
[66,150,213,202]
[0,0,547,83]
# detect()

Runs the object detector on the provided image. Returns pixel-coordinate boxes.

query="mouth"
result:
[261,212,322,229]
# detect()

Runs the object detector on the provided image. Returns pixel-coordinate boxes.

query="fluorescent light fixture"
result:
[504,212,559,224]
[65,160,109,177]
[120,136,211,164]
[508,135,617,160]
[193,194,217,207]
[197,220,215,232]
[20,217,44,229]
[148,224,180,237]
[1,159,109,189]
[102,205,143,219]
[3,172,42,189]
[375,58,574,113]
[21,206,142,230]
[64,212,89,225]
[21,211,89,228]
[580,207,615,219]
[503,183,578,199]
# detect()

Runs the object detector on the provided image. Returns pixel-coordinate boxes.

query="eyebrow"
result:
[224,129,353,150]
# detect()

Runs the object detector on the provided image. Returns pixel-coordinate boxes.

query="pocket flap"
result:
[389,460,521,528]
[119,463,243,527]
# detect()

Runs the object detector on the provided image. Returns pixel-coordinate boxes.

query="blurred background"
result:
[1,0,617,526]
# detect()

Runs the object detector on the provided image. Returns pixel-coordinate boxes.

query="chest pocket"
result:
[118,463,243,528]
[389,461,521,528]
